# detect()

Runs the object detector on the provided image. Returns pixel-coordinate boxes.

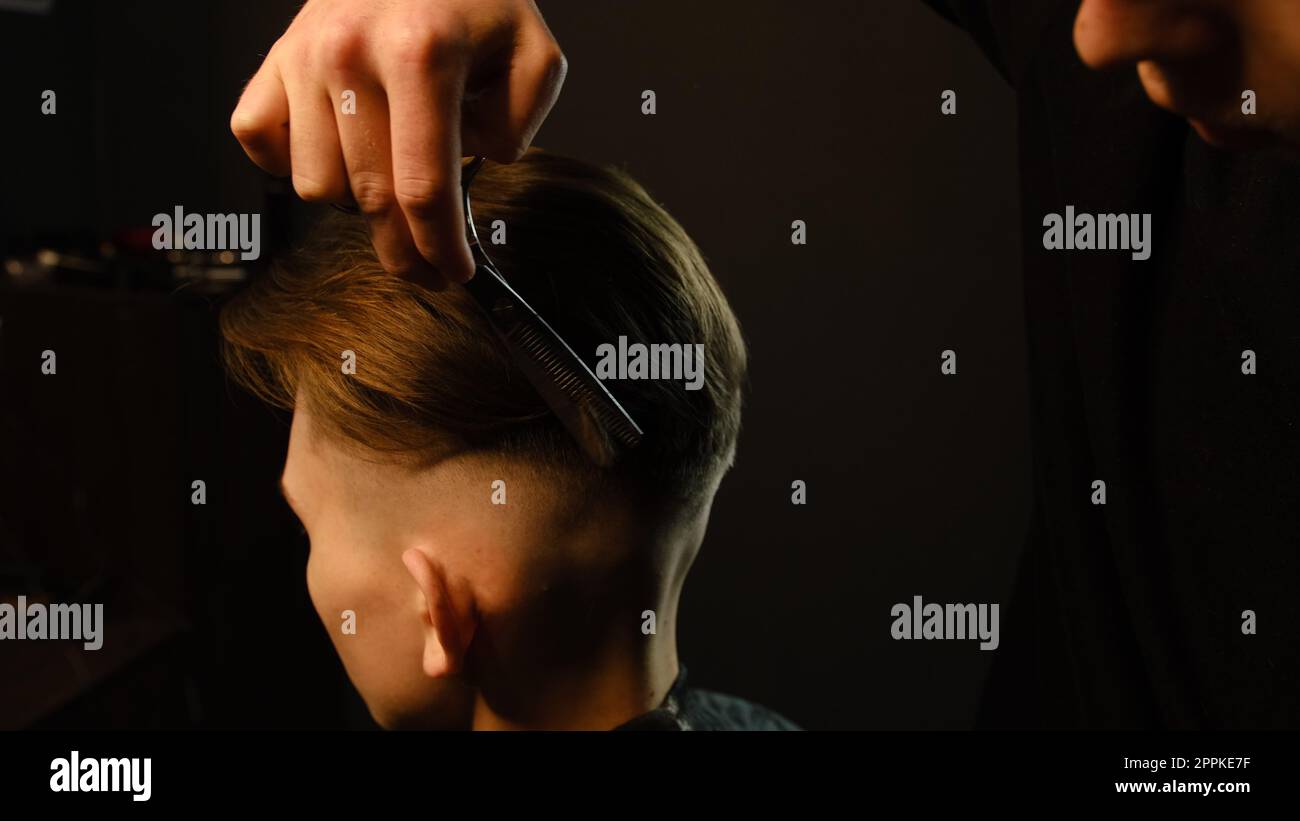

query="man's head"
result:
[219,149,747,728]
[1073,0,1300,150]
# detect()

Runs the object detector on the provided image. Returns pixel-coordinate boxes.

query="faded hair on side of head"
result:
[219,148,747,508]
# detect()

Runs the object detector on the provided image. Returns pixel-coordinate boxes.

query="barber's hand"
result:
[230,0,567,287]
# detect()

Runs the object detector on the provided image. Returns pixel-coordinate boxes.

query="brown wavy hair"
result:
[219,148,747,505]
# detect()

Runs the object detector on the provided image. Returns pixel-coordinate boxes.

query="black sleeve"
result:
[919,0,1060,88]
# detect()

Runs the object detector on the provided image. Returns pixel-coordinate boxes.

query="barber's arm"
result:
[230,0,567,288]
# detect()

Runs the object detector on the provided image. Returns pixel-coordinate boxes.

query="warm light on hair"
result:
[219,148,747,505]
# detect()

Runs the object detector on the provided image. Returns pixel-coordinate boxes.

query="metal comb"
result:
[459,156,643,466]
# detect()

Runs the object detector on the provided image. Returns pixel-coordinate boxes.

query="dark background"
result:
[0,0,1027,729]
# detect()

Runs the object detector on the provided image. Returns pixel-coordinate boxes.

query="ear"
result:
[401,547,478,679]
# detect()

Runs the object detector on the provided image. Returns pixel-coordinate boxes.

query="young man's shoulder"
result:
[613,665,801,731]
[675,688,802,731]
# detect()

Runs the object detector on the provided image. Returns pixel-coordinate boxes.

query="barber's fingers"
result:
[336,81,446,288]
[229,0,568,289]
[385,61,475,284]
[380,8,566,283]
[285,77,348,203]
[462,15,568,163]
[230,57,292,177]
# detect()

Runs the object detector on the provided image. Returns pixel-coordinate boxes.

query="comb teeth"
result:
[461,155,642,461]
[506,319,643,448]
